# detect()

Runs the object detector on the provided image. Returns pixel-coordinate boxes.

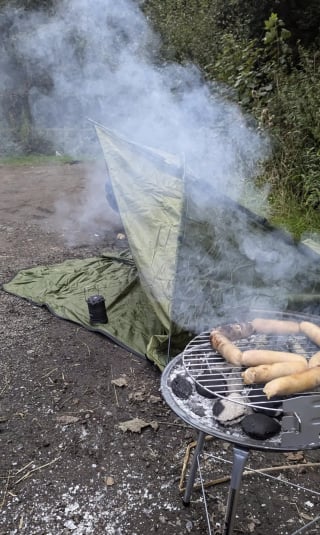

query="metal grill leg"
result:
[183,431,206,505]
[223,446,249,535]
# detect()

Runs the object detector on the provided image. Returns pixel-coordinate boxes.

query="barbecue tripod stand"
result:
[182,431,248,535]
[182,429,320,535]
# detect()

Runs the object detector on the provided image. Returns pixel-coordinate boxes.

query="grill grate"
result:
[182,329,320,413]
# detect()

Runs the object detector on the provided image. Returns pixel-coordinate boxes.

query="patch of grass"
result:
[0,154,76,166]
[269,196,320,241]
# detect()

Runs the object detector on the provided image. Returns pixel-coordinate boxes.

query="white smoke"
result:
[4,0,268,186]
[0,0,271,243]
[2,0,320,323]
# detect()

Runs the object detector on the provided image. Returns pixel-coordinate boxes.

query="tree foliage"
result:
[143,0,320,223]
[0,0,56,11]
[1,0,320,221]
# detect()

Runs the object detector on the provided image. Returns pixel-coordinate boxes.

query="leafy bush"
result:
[143,2,320,233]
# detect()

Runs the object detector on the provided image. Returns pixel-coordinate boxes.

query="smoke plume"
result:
[0,0,268,187]
[4,0,318,325]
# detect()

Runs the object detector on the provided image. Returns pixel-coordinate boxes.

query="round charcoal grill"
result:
[161,310,320,535]
[162,313,320,450]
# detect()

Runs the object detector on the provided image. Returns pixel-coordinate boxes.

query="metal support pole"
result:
[223,446,249,535]
[183,430,206,505]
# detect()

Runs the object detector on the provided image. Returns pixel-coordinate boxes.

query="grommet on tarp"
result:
[85,288,108,324]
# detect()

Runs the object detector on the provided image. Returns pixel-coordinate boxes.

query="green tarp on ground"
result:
[4,123,320,370]
[3,250,172,369]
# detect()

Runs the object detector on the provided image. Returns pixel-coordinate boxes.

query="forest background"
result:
[1,0,320,238]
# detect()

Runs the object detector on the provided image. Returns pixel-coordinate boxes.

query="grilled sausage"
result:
[263,366,320,399]
[215,322,254,341]
[210,331,242,366]
[242,360,308,385]
[241,350,307,367]
[300,321,320,346]
[308,351,320,368]
[251,318,300,335]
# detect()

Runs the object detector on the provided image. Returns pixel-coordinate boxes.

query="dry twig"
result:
[41,367,58,379]
[0,471,11,510]
[179,438,320,492]
[0,375,10,396]
[13,456,61,487]
[179,436,213,491]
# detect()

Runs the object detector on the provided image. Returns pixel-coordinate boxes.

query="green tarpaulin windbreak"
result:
[4,122,320,370]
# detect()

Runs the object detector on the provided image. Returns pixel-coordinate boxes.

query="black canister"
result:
[87,294,108,324]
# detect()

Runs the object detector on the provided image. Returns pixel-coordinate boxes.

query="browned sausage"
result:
[242,360,308,385]
[308,351,320,368]
[215,322,254,341]
[263,367,320,398]
[210,331,242,366]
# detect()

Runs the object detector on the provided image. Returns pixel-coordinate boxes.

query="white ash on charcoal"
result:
[210,366,253,426]
[212,392,252,426]
[165,364,283,444]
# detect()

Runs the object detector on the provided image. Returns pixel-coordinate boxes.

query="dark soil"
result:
[0,161,320,535]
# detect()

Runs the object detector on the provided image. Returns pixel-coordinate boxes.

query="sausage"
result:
[263,367,320,399]
[300,321,320,346]
[215,322,254,341]
[241,350,307,367]
[308,351,320,368]
[242,360,308,385]
[251,318,300,335]
[210,331,242,366]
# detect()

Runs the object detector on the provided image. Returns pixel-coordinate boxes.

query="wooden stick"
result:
[179,461,320,492]
[179,440,197,491]
[13,457,61,486]
[113,384,119,407]
[0,471,11,510]
[179,436,213,491]
[41,367,58,379]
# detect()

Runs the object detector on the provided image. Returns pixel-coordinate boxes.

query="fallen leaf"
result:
[149,421,159,431]
[56,415,80,425]
[284,451,305,462]
[105,476,115,486]
[111,377,128,387]
[129,390,146,401]
[300,512,313,521]
[148,395,161,404]
[119,418,159,433]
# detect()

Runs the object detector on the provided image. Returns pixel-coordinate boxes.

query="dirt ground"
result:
[1,161,320,535]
